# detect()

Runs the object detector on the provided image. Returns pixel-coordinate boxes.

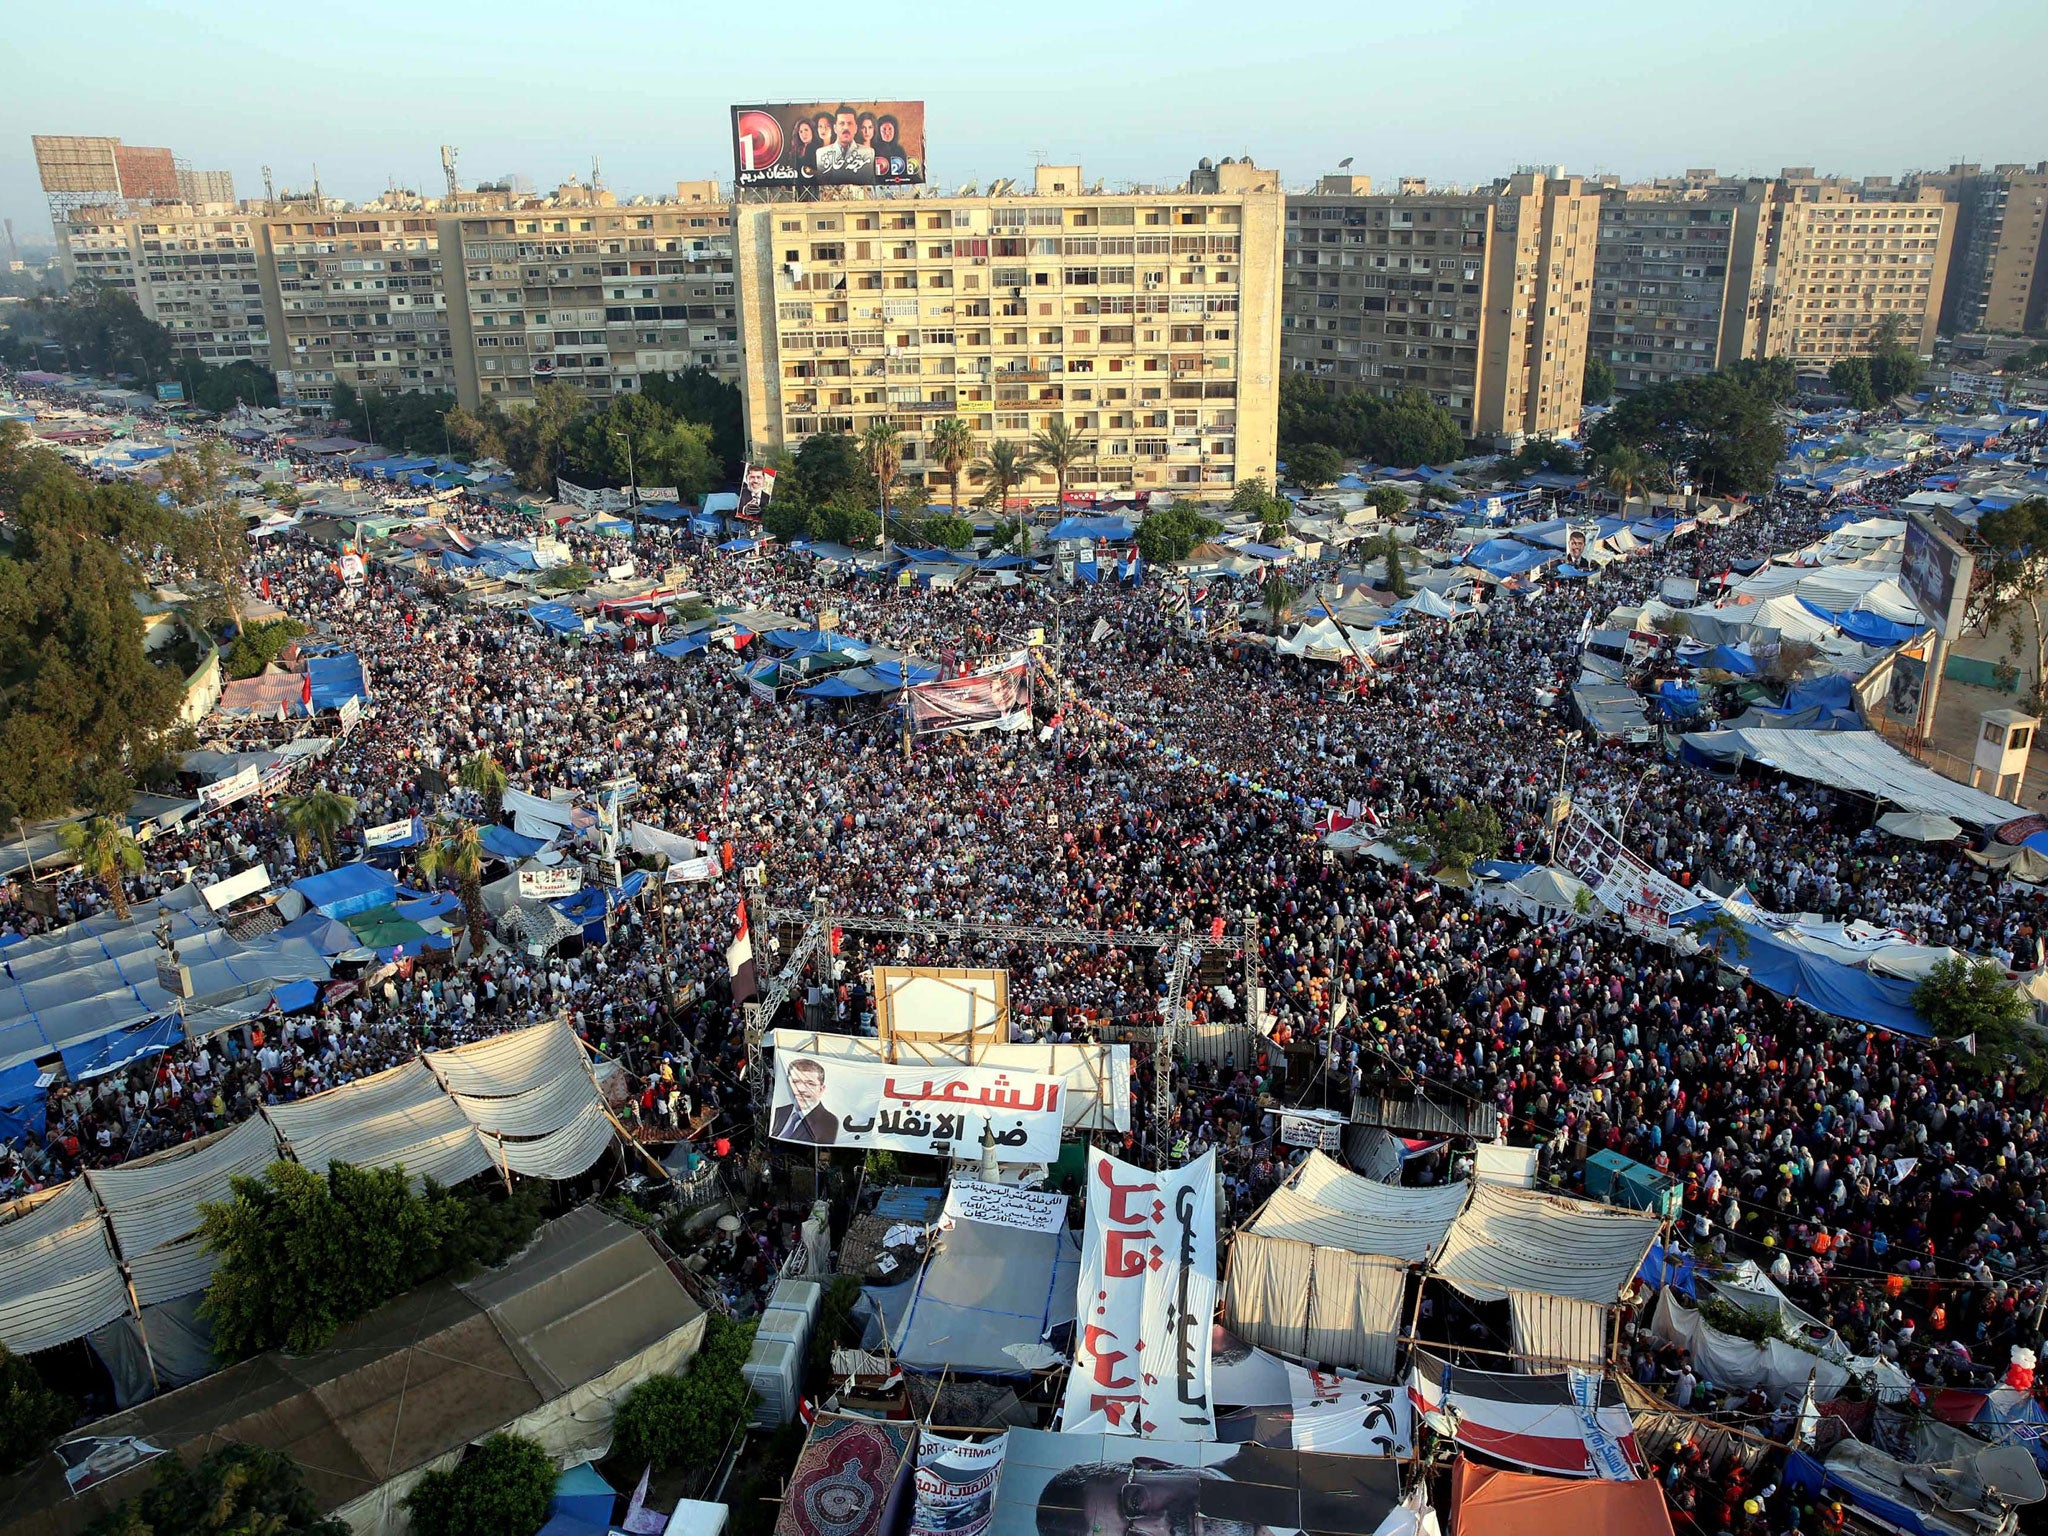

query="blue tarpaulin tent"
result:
[305,653,367,710]
[0,1059,46,1142]
[396,892,462,922]
[1798,599,1920,647]
[1682,908,1929,1035]
[1046,514,1135,542]
[289,863,399,920]
[528,603,586,636]
[549,1464,616,1531]
[868,659,939,687]
[59,1015,184,1081]
[272,978,321,1013]
[478,825,550,861]
[1657,681,1703,720]
[799,674,874,699]
[1783,674,1856,715]
[1699,644,1759,676]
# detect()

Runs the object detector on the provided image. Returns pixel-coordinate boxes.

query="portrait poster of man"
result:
[730,101,927,189]
[991,1430,1404,1536]
[771,1055,840,1145]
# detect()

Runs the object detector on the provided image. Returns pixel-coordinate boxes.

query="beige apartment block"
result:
[1589,175,1775,390]
[734,159,1284,499]
[443,186,738,411]
[1281,169,1597,445]
[1754,177,1954,362]
[63,204,272,368]
[1910,162,2048,336]
[256,211,454,411]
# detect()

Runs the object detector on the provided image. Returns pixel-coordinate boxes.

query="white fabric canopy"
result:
[1876,810,1963,843]
[1681,728,2021,827]
[86,1116,282,1258]
[1432,1183,1661,1303]
[1255,1151,1467,1262]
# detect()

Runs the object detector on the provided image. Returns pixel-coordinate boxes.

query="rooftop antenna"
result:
[312,163,323,203]
[441,144,460,204]
[591,154,603,189]
[3,220,15,264]
[262,165,275,210]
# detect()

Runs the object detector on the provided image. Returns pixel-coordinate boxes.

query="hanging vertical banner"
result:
[1569,1367,1639,1480]
[909,1432,1007,1536]
[1060,1149,1216,1440]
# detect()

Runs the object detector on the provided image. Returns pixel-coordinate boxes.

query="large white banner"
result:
[1060,1149,1216,1440]
[1552,810,1697,929]
[363,816,419,848]
[944,1179,1069,1234]
[517,866,584,899]
[768,1053,1063,1159]
[1211,1336,1412,1456]
[199,765,261,810]
[909,1432,1006,1536]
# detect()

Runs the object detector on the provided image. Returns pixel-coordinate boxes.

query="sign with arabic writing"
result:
[1060,1149,1217,1440]
[943,1178,1069,1234]
[767,1052,1063,1160]
[909,1432,1005,1536]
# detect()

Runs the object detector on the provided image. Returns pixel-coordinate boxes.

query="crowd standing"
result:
[6,375,2048,1432]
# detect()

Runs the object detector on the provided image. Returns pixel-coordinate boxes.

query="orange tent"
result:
[1453,1459,1676,1536]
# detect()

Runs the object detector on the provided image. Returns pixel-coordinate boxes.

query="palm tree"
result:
[927,418,976,515]
[972,439,1028,550]
[860,420,903,555]
[1600,445,1665,510]
[59,815,143,921]
[1261,571,1297,634]
[457,751,509,821]
[1026,420,1092,528]
[418,817,488,952]
[278,788,359,867]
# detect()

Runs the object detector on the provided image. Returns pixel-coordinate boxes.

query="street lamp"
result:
[610,429,640,543]
[1620,763,1663,841]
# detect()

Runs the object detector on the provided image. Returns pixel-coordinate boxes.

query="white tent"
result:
[1681,728,2021,826]
[1876,810,1963,843]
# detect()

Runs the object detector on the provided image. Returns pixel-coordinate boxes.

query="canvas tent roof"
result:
[0,1207,704,1536]
[1453,1459,1675,1536]
[1680,728,2019,826]
[894,1204,1078,1373]
[1248,1150,1466,1262]
[1431,1183,1661,1302]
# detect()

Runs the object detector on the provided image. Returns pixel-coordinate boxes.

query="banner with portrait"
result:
[909,1433,1006,1536]
[731,101,927,190]
[768,1052,1063,1159]
[737,464,778,520]
[907,660,1032,735]
[1552,810,1696,930]
[1060,1150,1216,1440]
[989,1429,1406,1536]
[1209,1330,1412,1457]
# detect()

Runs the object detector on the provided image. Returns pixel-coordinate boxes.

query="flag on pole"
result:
[1575,609,1593,649]
[727,900,759,1003]
[300,673,313,711]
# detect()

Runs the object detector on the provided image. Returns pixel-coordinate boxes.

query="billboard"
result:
[768,1051,1063,1159]
[730,102,926,189]
[737,463,777,520]
[907,659,1032,735]
[1902,512,1974,638]
[875,965,1009,1050]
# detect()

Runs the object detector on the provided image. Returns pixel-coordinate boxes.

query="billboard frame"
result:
[728,101,927,193]
[874,965,1010,1056]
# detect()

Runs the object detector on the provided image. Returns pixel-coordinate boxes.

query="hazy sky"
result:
[5,0,2046,248]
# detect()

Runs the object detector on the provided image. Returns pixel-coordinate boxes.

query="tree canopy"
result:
[1279,377,1465,468]
[403,1434,556,1536]
[445,373,733,497]
[1582,355,1616,406]
[1914,956,2045,1086]
[1585,365,1787,496]
[83,1444,347,1536]
[1284,442,1344,492]
[1135,505,1222,564]
[1,1346,75,1476]
[198,1160,543,1359]
[611,1313,759,1474]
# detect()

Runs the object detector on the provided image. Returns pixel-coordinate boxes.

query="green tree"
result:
[1364,484,1410,523]
[1498,438,1583,477]
[418,817,488,950]
[536,562,596,592]
[82,1444,348,1536]
[0,1346,75,1476]
[1914,957,2045,1085]
[860,420,903,551]
[457,751,509,820]
[277,788,358,867]
[971,439,1029,550]
[761,497,818,544]
[927,417,976,513]
[640,368,746,474]
[175,358,281,413]
[161,441,253,629]
[222,617,308,680]
[920,513,975,550]
[1721,357,1798,405]
[1135,505,1222,564]
[1026,420,1092,519]
[815,499,882,550]
[1260,570,1296,632]
[30,280,174,382]
[403,1434,555,1536]
[1583,354,1616,406]
[1976,497,2048,701]
[1587,368,1782,495]
[326,380,361,433]
[59,815,144,919]
[611,1315,759,1474]
[1393,797,1503,877]
[1597,443,1666,506]
[1866,315,1925,403]
[1229,474,1289,536]
[1286,442,1344,493]
[1381,529,1412,598]
[565,395,722,499]
[789,432,867,510]
[198,1160,541,1359]
[505,381,589,493]
[1830,357,1878,410]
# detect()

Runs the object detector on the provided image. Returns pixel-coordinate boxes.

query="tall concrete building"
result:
[257,210,454,411]
[1908,163,2048,336]
[1752,175,1955,363]
[443,181,738,410]
[734,159,1284,498]
[1589,174,1773,390]
[1281,169,1599,444]
[61,203,272,368]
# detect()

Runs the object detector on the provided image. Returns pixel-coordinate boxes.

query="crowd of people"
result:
[6,375,2048,1442]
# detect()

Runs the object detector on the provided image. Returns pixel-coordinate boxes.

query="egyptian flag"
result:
[726,899,759,1003]
[300,673,313,712]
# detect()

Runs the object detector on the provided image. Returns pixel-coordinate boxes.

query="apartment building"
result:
[1909,163,2048,335]
[1589,174,1774,389]
[257,211,454,411]
[1282,169,1599,443]
[1753,175,1954,363]
[443,181,738,410]
[62,204,272,367]
[734,160,1284,498]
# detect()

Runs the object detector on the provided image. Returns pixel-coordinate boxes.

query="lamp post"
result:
[1620,763,1663,842]
[611,429,640,544]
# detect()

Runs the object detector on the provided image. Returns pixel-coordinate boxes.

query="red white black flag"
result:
[727,899,759,1003]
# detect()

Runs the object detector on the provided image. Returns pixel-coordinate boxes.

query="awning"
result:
[1680,728,2019,826]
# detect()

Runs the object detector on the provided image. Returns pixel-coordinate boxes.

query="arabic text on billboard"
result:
[768,1052,1063,1159]
[731,102,926,189]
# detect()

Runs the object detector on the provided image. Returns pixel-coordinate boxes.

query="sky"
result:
[4,0,2046,251]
